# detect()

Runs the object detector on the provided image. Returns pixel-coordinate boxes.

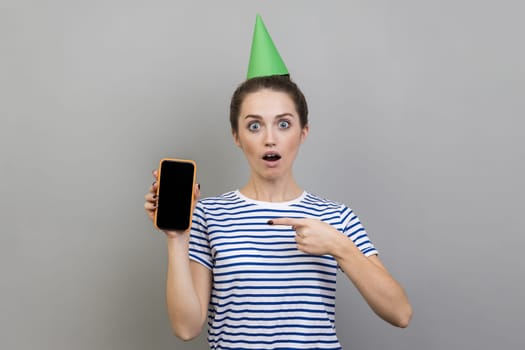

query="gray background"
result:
[1,0,524,349]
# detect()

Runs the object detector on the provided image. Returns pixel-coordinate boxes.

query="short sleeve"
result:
[188,201,213,270]
[340,205,378,257]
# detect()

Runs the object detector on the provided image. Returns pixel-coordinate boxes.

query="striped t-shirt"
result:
[189,190,377,350]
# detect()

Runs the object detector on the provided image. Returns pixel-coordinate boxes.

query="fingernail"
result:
[198,183,201,190]
[267,220,273,225]
[153,194,157,199]
[152,181,156,186]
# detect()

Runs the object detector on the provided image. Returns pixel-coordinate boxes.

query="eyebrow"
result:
[243,113,295,120]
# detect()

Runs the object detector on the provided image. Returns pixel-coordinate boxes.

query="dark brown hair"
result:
[229,75,308,134]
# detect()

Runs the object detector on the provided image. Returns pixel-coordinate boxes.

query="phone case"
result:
[153,158,197,232]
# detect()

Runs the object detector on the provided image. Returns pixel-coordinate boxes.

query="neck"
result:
[240,174,303,203]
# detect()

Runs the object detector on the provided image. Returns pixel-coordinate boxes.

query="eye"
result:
[248,121,261,131]
[278,120,290,129]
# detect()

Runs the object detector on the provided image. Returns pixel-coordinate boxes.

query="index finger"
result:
[268,218,307,227]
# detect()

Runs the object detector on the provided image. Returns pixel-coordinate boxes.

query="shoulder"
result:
[300,192,348,211]
[199,190,239,205]
[196,190,250,212]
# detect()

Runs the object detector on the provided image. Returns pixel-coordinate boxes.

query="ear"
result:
[232,129,241,148]
[300,124,309,144]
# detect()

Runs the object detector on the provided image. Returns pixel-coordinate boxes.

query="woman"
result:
[144,75,412,349]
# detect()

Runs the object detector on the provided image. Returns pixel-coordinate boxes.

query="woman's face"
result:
[233,89,308,181]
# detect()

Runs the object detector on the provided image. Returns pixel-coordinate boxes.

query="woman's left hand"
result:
[269,218,349,256]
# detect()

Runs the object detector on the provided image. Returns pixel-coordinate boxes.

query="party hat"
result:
[247,14,289,79]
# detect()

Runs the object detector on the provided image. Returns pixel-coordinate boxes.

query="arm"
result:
[165,234,212,340]
[331,235,412,328]
[145,171,212,339]
[269,218,412,328]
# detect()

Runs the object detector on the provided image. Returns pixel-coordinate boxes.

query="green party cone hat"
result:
[247,14,289,79]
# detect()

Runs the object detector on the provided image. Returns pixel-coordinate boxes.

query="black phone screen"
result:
[155,159,196,231]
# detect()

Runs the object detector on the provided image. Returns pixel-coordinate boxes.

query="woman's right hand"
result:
[144,169,200,238]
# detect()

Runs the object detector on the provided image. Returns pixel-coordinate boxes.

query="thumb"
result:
[192,183,201,211]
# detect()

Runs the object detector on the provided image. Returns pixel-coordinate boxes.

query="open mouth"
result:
[262,152,282,161]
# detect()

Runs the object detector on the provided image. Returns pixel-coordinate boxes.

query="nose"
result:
[264,128,276,147]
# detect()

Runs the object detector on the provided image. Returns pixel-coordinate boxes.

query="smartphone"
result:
[154,158,197,231]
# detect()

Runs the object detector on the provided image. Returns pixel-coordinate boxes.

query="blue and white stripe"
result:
[189,190,377,349]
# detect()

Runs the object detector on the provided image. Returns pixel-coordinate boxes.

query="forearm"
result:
[165,235,206,340]
[333,236,412,328]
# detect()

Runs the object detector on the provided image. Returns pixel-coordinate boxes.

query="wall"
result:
[1,1,524,349]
